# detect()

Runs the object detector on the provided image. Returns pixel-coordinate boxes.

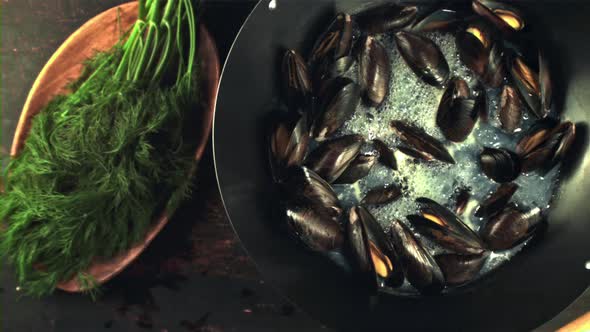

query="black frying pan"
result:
[214,1,590,330]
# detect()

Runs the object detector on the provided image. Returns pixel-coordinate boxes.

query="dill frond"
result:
[0,0,201,297]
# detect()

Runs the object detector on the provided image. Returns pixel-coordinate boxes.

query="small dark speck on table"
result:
[0,1,326,331]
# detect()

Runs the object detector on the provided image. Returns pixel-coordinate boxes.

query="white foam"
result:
[332,31,561,294]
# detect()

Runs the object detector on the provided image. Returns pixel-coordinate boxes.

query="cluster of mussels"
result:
[268,1,577,295]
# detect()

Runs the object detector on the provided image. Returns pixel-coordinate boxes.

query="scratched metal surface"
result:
[0,1,325,331]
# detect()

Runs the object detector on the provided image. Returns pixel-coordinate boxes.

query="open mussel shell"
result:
[457,23,493,78]
[313,77,361,141]
[389,219,444,294]
[481,206,544,250]
[472,0,525,33]
[284,200,344,253]
[348,206,404,290]
[411,8,463,32]
[373,138,398,170]
[334,153,376,184]
[282,49,312,113]
[511,56,544,118]
[390,121,455,164]
[362,184,402,206]
[475,182,518,218]
[269,112,310,180]
[499,84,523,133]
[305,134,364,183]
[394,31,450,87]
[355,3,418,34]
[409,197,485,254]
[359,36,391,107]
[436,78,481,142]
[457,22,505,88]
[434,252,489,286]
[479,147,521,183]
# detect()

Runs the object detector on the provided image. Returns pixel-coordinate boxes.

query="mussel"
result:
[355,3,418,34]
[517,120,576,173]
[390,121,455,164]
[359,36,392,107]
[480,206,544,250]
[436,78,483,142]
[305,134,364,183]
[411,8,463,32]
[309,13,359,80]
[362,184,402,206]
[479,147,521,183]
[499,84,523,133]
[434,252,489,286]
[348,206,404,291]
[280,166,342,218]
[482,43,506,88]
[475,182,518,218]
[472,0,525,33]
[334,153,377,184]
[549,122,576,167]
[313,77,361,141]
[407,198,486,255]
[510,55,545,118]
[457,23,493,79]
[373,139,398,170]
[284,203,344,253]
[394,31,450,87]
[282,49,312,113]
[269,112,310,179]
[457,23,505,88]
[389,219,444,294]
[281,167,344,252]
[516,118,558,156]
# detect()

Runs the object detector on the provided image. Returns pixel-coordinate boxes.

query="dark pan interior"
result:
[214,1,590,330]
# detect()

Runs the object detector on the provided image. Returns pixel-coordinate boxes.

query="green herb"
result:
[0,0,201,297]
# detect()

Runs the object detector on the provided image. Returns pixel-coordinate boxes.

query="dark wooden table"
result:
[1,1,587,331]
[0,1,325,331]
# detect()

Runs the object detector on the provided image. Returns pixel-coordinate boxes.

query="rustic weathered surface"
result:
[1,1,587,331]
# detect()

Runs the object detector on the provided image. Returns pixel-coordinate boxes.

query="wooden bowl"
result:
[10,1,220,292]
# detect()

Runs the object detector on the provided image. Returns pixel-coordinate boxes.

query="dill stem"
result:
[138,0,147,20]
[132,0,162,82]
[115,20,145,80]
[151,0,179,81]
[182,0,196,82]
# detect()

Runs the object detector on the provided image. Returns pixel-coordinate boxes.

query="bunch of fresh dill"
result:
[0,0,201,297]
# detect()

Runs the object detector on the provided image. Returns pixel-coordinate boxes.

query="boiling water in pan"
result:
[331,31,560,294]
